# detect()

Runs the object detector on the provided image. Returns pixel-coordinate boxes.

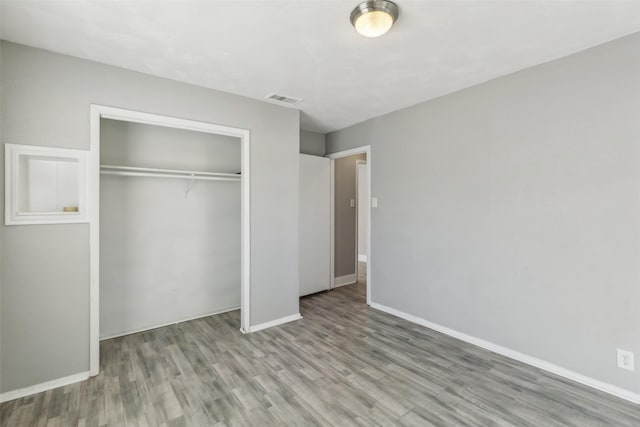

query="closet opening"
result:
[88,106,251,376]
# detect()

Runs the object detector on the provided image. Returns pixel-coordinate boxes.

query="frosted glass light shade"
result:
[350,1,399,38]
[354,11,394,37]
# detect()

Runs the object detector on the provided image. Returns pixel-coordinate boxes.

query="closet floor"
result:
[2,276,639,426]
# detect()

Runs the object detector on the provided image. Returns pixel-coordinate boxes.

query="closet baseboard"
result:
[0,371,90,403]
[100,306,240,340]
[334,273,357,288]
[246,313,303,333]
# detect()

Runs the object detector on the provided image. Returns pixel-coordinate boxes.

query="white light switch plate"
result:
[371,197,378,208]
[350,199,355,208]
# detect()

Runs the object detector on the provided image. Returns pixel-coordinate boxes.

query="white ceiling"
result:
[2,1,640,133]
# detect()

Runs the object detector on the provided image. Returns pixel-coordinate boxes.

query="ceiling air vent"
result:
[266,93,303,106]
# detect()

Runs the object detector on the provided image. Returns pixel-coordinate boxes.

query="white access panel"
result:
[299,154,331,296]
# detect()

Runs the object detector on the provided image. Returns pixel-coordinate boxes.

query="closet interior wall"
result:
[99,119,241,339]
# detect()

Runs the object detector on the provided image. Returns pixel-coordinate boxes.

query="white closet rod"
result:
[101,164,240,178]
[100,165,241,182]
[100,170,239,181]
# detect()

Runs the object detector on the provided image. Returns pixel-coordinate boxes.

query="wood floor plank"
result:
[2,263,639,426]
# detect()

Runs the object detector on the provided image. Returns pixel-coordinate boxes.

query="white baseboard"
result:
[100,306,240,340]
[247,313,302,333]
[370,302,640,405]
[0,371,90,403]
[358,254,367,262]
[334,273,357,288]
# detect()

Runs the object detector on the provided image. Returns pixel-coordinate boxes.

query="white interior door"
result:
[299,154,331,296]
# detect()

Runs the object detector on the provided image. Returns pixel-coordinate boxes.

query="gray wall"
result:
[334,154,365,278]
[0,41,300,393]
[326,33,640,394]
[300,130,325,156]
[100,120,240,339]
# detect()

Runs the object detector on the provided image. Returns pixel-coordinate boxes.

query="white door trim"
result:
[88,105,251,376]
[326,146,371,306]
[355,159,367,278]
[329,160,335,289]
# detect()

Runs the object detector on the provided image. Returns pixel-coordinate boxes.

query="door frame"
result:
[326,145,371,306]
[88,105,251,376]
[356,159,367,268]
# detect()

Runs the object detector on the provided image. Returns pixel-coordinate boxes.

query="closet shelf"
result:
[100,165,241,182]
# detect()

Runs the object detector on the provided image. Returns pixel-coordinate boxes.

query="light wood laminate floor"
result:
[2,268,639,426]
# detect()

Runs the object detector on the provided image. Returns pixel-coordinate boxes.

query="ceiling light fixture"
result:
[350,0,399,38]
